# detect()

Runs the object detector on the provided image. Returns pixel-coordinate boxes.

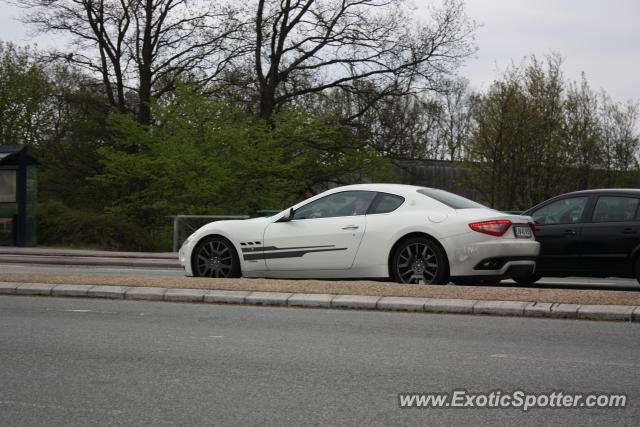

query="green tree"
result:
[0,41,52,146]
[34,65,116,210]
[93,85,392,228]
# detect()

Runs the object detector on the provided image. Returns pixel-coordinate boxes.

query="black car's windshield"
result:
[417,188,487,209]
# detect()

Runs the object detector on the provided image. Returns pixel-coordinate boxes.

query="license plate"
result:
[514,225,532,238]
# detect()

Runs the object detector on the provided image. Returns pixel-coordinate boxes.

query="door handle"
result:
[563,229,576,236]
[622,228,636,235]
[341,225,359,230]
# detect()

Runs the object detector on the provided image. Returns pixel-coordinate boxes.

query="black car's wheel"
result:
[512,274,541,285]
[192,236,241,278]
[391,237,448,284]
[635,257,640,285]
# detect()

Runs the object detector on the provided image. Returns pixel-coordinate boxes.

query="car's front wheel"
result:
[391,237,448,284]
[192,236,241,278]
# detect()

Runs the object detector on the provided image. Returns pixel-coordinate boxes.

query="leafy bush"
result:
[37,200,163,251]
[91,85,393,229]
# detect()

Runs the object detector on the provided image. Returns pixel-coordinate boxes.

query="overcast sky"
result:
[1,0,639,104]
[449,0,640,103]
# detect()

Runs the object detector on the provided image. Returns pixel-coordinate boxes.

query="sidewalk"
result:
[0,246,180,268]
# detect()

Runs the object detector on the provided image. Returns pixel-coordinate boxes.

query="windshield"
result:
[417,188,487,209]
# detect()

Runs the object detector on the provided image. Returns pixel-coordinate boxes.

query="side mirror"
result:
[278,207,294,222]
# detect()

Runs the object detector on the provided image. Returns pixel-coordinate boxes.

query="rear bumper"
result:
[452,262,536,283]
[443,234,539,278]
[473,256,536,271]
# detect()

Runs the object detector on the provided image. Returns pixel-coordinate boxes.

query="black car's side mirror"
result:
[278,207,294,222]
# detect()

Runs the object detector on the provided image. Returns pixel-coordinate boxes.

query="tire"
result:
[635,257,640,285]
[391,237,448,284]
[512,274,541,285]
[192,236,241,278]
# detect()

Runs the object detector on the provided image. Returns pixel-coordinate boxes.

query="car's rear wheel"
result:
[512,274,541,285]
[635,257,640,285]
[192,236,241,278]
[391,237,448,284]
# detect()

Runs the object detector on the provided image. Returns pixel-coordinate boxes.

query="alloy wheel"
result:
[395,240,440,284]
[194,238,235,278]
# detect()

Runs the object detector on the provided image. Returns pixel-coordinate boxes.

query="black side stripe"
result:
[241,245,336,253]
[243,247,347,261]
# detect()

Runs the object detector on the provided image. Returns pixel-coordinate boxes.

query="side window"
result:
[531,197,588,225]
[370,193,405,214]
[592,196,639,222]
[292,191,376,220]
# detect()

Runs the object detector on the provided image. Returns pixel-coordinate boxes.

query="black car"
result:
[518,188,640,285]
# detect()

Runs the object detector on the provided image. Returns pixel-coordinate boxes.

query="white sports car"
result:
[179,184,539,284]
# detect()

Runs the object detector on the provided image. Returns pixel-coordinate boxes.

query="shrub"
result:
[37,200,163,251]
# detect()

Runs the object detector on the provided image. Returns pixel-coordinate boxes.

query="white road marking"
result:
[489,353,638,367]
[50,308,119,315]
[171,335,225,340]
[0,399,124,415]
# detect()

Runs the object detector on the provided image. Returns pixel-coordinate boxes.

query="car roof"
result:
[324,183,428,196]
[559,188,640,196]
[523,188,640,214]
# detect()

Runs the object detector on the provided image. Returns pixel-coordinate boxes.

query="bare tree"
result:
[250,0,476,120]
[600,94,640,180]
[14,0,244,125]
[563,76,603,189]
[434,77,472,160]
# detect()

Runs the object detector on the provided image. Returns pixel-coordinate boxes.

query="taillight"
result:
[469,220,512,236]
[529,222,537,236]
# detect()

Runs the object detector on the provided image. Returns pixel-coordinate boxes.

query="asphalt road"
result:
[1,296,638,426]
[1,262,638,291]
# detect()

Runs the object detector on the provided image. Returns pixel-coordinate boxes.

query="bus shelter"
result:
[0,146,37,246]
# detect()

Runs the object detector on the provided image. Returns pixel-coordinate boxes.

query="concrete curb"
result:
[377,296,429,312]
[332,295,380,309]
[164,288,207,303]
[52,284,93,297]
[125,287,167,301]
[204,290,250,304]
[424,298,477,314]
[245,292,293,306]
[473,300,529,316]
[288,293,335,308]
[87,285,128,299]
[17,283,54,296]
[2,281,639,322]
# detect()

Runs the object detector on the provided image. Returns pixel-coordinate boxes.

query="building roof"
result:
[0,146,38,166]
